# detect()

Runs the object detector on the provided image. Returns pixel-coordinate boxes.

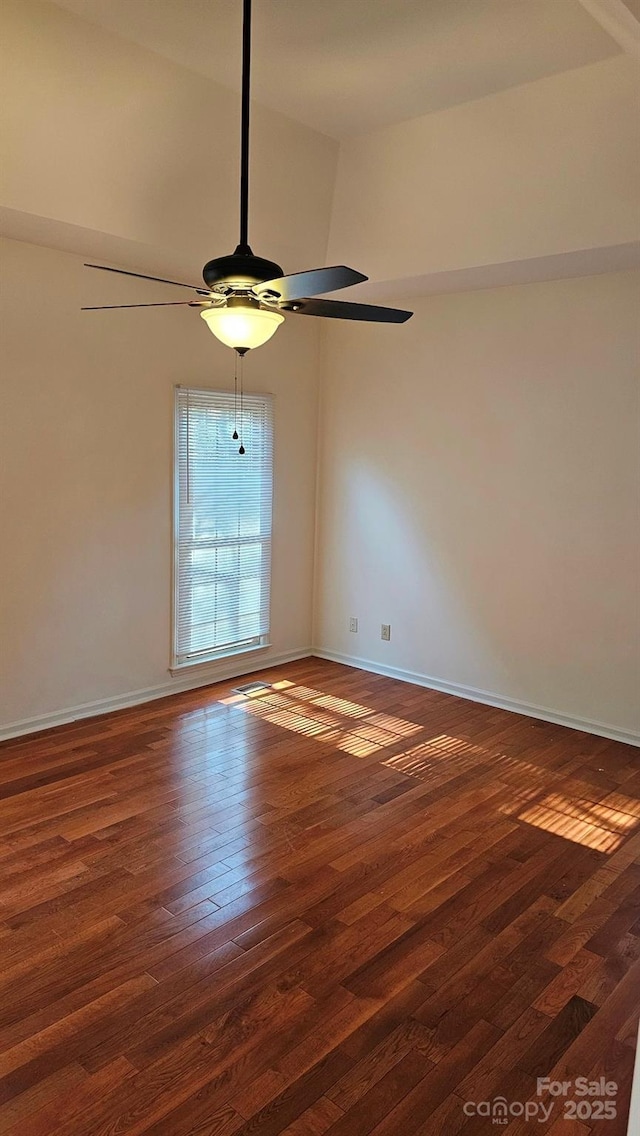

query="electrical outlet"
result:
[381,623,391,641]
[349,617,358,633]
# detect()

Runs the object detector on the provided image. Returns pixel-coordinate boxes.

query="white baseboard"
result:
[0,648,312,743]
[312,648,640,748]
[2,646,638,748]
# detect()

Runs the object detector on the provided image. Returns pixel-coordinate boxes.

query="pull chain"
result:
[238,351,246,455]
[232,352,239,441]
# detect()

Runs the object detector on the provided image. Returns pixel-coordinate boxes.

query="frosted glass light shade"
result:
[200,304,284,350]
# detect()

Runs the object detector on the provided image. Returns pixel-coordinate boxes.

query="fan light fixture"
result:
[200,298,284,351]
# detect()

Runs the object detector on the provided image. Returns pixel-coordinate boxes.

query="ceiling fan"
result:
[83,0,412,353]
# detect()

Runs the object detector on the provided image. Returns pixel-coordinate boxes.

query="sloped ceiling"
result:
[51,0,620,137]
[2,0,638,295]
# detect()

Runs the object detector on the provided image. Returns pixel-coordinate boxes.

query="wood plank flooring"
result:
[0,657,638,1135]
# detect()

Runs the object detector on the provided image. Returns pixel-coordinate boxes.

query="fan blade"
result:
[84,263,210,295]
[81,301,203,310]
[254,265,367,302]
[282,297,412,323]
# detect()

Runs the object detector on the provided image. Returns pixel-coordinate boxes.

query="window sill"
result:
[169,641,272,677]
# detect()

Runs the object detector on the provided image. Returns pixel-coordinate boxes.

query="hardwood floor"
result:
[0,657,638,1135]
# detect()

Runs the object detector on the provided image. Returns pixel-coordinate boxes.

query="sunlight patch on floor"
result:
[237,682,423,757]
[382,732,520,779]
[501,792,639,853]
[230,677,639,857]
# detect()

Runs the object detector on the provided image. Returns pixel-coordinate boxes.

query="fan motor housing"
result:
[202,251,283,291]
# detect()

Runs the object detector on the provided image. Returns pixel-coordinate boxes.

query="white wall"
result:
[0,238,321,732]
[314,271,640,740]
[0,0,338,735]
[328,56,640,288]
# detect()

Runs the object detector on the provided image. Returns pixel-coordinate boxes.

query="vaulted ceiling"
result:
[51,0,622,137]
[3,0,638,295]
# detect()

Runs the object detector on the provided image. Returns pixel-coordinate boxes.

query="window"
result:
[173,387,273,667]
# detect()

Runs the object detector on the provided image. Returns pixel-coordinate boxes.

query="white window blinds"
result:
[173,387,273,666]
